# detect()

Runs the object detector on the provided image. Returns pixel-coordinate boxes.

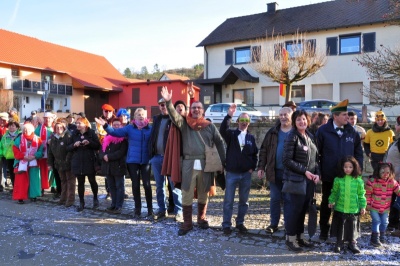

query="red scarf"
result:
[186,115,211,131]
[102,135,125,152]
[20,133,40,154]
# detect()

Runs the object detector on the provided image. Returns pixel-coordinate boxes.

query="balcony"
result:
[11,78,73,96]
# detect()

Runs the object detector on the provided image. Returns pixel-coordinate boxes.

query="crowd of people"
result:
[1,89,400,255]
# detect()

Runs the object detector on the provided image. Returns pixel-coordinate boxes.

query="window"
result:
[11,68,19,77]
[290,85,305,102]
[210,105,222,112]
[225,46,260,65]
[327,33,375,56]
[340,34,361,54]
[235,47,251,64]
[25,96,30,104]
[132,88,140,104]
[286,41,303,58]
[233,89,254,105]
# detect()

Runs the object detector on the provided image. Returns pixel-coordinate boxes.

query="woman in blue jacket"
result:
[96,108,153,217]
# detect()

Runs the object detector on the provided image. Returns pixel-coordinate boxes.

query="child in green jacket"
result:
[329,155,367,254]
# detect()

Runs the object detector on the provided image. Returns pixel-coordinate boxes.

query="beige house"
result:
[197,1,400,117]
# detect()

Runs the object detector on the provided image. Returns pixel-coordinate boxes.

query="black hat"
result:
[174,100,187,110]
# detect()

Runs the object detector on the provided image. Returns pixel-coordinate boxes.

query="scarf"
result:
[20,132,39,154]
[102,135,125,152]
[132,118,149,130]
[186,115,211,131]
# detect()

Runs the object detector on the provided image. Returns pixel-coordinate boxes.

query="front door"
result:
[84,90,109,121]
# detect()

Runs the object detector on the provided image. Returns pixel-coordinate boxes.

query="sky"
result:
[1,0,326,73]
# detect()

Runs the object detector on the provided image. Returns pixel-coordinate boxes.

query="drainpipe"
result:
[204,46,208,79]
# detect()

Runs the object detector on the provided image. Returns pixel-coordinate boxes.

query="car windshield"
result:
[239,105,257,111]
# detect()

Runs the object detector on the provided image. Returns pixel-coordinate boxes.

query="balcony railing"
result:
[11,78,73,96]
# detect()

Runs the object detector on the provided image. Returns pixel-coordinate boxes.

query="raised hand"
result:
[161,86,172,102]
[187,82,194,98]
[228,103,237,117]
[94,117,106,126]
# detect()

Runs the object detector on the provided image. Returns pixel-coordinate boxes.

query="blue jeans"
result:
[222,171,252,228]
[370,210,389,233]
[269,169,289,227]
[107,174,125,209]
[150,155,182,214]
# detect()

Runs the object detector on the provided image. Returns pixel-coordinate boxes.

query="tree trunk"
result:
[285,83,292,102]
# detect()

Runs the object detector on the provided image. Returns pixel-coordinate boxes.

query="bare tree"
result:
[251,31,327,102]
[354,45,400,107]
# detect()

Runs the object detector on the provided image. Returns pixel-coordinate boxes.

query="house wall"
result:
[203,23,400,116]
[0,63,75,119]
[121,81,199,119]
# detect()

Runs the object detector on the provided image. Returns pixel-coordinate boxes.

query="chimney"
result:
[267,2,278,13]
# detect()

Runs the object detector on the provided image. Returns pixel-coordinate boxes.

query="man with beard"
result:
[160,86,226,236]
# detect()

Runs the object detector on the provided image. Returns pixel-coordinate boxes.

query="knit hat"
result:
[174,100,187,110]
[330,99,348,113]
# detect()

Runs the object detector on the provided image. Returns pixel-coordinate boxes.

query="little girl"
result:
[329,156,366,254]
[366,162,400,247]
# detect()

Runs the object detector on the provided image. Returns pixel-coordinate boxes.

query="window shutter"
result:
[225,49,233,65]
[132,88,140,104]
[306,39,316,56]
[363,32,376,53]
[326,37,337,56]
[251,46,261,62]
[274,43,284,60]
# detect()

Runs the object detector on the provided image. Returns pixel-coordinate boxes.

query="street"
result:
[1,195,400,265]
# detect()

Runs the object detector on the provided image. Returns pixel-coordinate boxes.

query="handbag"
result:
[197,132,222,173]
[282,177,307,195]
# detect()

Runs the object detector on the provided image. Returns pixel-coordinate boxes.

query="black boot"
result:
[297,233,313,248]
[370,232,382,247]
[77,202,85,212]
[93,197,99,208]
[379,231,387,244]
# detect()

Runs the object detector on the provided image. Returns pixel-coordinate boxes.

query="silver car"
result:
[204,103,267,123]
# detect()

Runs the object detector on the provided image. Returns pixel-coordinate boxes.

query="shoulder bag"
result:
[197,132,222,173]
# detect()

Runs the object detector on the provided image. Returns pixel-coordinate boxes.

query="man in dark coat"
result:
[316,99,363,240]
[220,104,258,235]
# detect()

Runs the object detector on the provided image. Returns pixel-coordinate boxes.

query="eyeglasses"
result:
[238,118,250,123]
[191,106,203,110]
[159,103,166,107]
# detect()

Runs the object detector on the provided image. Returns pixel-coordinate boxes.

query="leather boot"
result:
[380,231,387,244]
[297,233,313,248]
[178,205,193,236]
[370,232,382,247]
[285,235,303,252]
[197,203,209,229]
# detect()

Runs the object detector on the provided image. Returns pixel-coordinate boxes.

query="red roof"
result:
[0,29,128,91]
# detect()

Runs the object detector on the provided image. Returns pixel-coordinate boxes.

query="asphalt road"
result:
[1,198,398,266]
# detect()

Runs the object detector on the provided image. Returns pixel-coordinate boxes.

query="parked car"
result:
[297,99,372,122]
[205,103,268,123]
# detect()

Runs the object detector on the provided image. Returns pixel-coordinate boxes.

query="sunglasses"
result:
[159,103,166,107]
[104,110,113,113]
[238,118,250,123]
